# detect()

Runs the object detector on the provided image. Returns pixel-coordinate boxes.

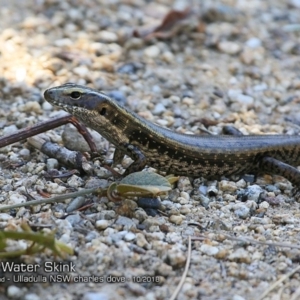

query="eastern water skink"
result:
[44,83,300,187]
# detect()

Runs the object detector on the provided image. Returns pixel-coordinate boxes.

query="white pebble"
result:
[245,37,261,48]
[9,193,27,205]
[0,213,13,221]
[3,125,18,135]
[218,41,241,55]
[96,220,109,230]
[19,148,30,159]
[228,90,254,106]
[7,286,24,298]
[259,201,269,209]
[153,103,166,115]
[73,65,89,77]
[228,248,251,263]
[200,244,219,256]
[178,197,189,205]
[124,232,136,242]
[162,51,174,63]
[169,215,183,225]
[232,296,246,300]
[24,294,41,300]
[180,191,190,201]
[19,101,42,114]
[67,175,84,188]
[46,158,59,170]
[233,203,250,219]
[45,182,66,194]
[144,45,160,58]
[42,101,53,110]
[98,30,118,42]
[289,0,300,8]
[218,180,238,192]
[54,38,73,47]
[136,232,150,249]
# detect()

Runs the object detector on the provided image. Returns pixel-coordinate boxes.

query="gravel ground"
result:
[1,1,300,300]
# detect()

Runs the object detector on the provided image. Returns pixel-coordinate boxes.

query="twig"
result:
[28,136,86,170]
[0,115,97,153]
[0,187,104,211]
[257,265,300,300]
[170,235,192,300]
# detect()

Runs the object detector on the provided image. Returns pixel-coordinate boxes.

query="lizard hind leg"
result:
[260,156,300,198]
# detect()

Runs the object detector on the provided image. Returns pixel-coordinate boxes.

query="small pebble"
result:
[127,283,146,296]
[96,220,109,230]
[238,185,264,202]
[19,148,30,159]
[117,62,140,74]
[45,182,66,194]
[169,214,183,225]
[62,124,104,152]
[7,286,24,299]
[124,232,136,242]
[228,248,251,264]
[9,193,27,205]
[66,196,86,212]
[232,296,246,300]
[228,90,254,106]
[0,213,13,221]
[67,175,84,188]
[107,90,126,104]
[152,103,166,115]
[136,233,150,249]
[167,250,186,267]
[83,292,110,300]
[259,201,269,210]
[218,41,241,55]
[233,203,250,219]
[3,124,18,135]
[137,198,161,209]
[24,294,41,300]
[200,244,219,256]
[197,194,211,208]
[180,191,190,201]
[65,213,82,226]
[46,158,59,171]
[219,180,238,192]
[144,45,160,58]
[42,101,53,110]
[115,216,136,230]
[289,0,300,8]
[98,30,118,42]
[19,101,42,114]
[245,37,261,48]
[198,185,208,195]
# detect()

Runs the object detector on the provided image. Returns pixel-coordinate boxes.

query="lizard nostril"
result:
[44,89,54,99]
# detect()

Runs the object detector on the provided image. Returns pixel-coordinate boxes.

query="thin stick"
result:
[169,236,192,300]
[0,115,97,153]
[257,265,300,300]
[0,187,104,211]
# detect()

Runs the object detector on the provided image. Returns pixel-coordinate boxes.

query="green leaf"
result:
[120,171,171,187]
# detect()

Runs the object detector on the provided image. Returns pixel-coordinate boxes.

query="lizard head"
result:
[44,83,130,144]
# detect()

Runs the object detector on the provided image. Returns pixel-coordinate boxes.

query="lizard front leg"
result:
[123,144,147,175]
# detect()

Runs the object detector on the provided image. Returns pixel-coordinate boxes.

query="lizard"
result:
[44,83,300,188]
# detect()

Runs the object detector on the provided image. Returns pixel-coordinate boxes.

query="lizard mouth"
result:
[44,87,58,103]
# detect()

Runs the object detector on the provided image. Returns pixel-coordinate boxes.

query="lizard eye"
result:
[70,91,81,99]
